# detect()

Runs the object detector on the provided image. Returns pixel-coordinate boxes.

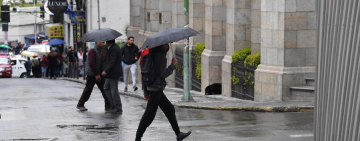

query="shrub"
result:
[116,42,126,48]
[194,42,205,80]
[232,46,251,63]
[244,53,261,68]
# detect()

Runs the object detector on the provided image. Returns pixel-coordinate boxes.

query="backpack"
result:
[141,53,158,86]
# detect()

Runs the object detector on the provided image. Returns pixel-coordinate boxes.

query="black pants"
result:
[46,67,49,77]
[136,90,180,138]
[77,76,111,109]
[49,66,56,78]
[31,67,38,78]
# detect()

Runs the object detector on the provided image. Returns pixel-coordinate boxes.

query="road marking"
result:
[290,134,314,138]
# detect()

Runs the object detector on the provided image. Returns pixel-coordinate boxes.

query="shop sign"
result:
[70,11,86,24]
[48,25,64,38]
[47,0,68,15]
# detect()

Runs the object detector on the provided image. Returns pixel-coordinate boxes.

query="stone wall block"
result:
[296,0,316,12]
[150,0,159,9]
[307,12,316,29]
[273,0,285,12]
[191,3,206,17]
[297,30,316,48]
[284,30,297,48]
[285,0,296,12]
[212,21,224,35]
[191,17,205,31]
[209,65,221,80]
[251,0,261,10]
[266,48,278,65]
[131,0,142,6]
[260,47,267,64]
[226,7,235,24]
[161,12,172,23]
[191,0,204,4]
[132,6,141,17]
[246,25,252,41]
[211,6,227,21]
[284,48,306,67]
[211,35,227,51]
[284,12,307,30]
[234,24,246,41]
[251,27,261,44]
[261,29,273,48]
[261,0,273,12]
[235,9,252,24]
[306,48,316,66]
[261,83,275,95]
[226,24,235,41]
[277,48,284,66]
[251,43,261,53]
[149,21,159,32]
[251,10,261,27]
[255,82,262,93]
[272,30,284,48]
[235,0,252,9]
[211,0,223,6]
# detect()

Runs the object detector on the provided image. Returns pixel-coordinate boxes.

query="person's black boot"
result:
[177,131,192,141]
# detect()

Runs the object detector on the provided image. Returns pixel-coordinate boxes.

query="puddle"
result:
[11,138,58,141]
[56,124,119,135]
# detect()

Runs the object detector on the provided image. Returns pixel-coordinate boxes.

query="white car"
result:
[10,57,29,78]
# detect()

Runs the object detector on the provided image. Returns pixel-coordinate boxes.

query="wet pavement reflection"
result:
[0,79,313,141]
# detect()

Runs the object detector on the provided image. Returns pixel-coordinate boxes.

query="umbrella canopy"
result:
[81,28,122,42]
[47,39,66,45]
[139,27,198,52]
[0,44,11,49]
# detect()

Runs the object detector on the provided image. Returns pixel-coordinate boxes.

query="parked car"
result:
[10,57,28,78]
[0,55,12,78]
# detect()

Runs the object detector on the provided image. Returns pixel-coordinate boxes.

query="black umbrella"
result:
[81,28,122,42]
[139,27,198,52]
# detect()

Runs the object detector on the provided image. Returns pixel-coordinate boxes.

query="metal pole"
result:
[181,0,193,101]
[97,0,100,29]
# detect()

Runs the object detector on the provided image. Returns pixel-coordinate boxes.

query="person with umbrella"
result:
[80,28,123,113]
[135,27,198,141]
[120,36,140,92]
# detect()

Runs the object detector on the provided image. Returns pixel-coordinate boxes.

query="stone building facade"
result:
[127,0,316,102]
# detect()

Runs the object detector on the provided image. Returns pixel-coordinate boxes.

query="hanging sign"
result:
[44,0,54,15]
[47,0,68,15]
[70,11,86,24]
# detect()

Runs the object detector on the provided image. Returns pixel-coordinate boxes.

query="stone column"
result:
[128,0,142,43]
[159,0,172,31]
[222,0,252,97]
[189,0,205,90]
[201,0,227,92]
[254,0,316,101]
[251,0,261,53]
[166,0,187,87]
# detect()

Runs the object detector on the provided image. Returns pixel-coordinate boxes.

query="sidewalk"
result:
[62,78,314,112]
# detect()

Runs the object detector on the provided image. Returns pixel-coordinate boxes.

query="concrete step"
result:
[305,78,315,86]
[289,86,315,101]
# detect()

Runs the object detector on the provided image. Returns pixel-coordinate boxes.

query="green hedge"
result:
[231,46,261,85]
[232,46,251,63]
[194,42,205,80]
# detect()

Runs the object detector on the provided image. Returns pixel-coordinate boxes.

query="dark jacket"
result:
[67,50,78,63]
[103,43,123,79]
[24,60,31,71]
[85,45,104,77]
[47,51,58,67]
[120,44,140,65]
[146,47,176,91]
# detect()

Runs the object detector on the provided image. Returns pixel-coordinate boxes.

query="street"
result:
[0,78,313,141]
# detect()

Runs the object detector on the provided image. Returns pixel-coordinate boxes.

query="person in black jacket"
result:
[102,39,123,113]
[120,36,140,92]
[135,44,191,141]
[24,57,31,78]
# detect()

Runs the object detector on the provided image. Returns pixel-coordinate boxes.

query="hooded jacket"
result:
[146,46,176,91]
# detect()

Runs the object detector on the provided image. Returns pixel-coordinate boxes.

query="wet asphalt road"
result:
[0,78,314,141]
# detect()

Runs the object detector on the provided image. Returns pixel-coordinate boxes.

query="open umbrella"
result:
[0,44,11,49]
[47,39,66,45]
[81,28,122,42]
[139,27,198,52]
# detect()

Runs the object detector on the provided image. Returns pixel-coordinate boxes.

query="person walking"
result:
[47,49,58,79]
[78,49,84,76]
[40,55,47,78]
[120,36,140,92]
[30,55,39,78]
[76,42,111,111]
[135,44,191,141]
[102,39,123,113]
[56,49,65,77]
[24,57,31,78]
[67,46,78,76]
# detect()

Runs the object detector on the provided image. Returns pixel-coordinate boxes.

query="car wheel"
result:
[20,73,26,78]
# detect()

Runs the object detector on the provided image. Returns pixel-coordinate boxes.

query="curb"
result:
[62,78,314,112]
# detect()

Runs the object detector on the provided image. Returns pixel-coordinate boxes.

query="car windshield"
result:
[28,47,40,52]
[0,58,9,65]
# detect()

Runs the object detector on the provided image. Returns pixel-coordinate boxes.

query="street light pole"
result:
[34,0,36,44]
[181,0,194,101]
[97,0,100,29]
